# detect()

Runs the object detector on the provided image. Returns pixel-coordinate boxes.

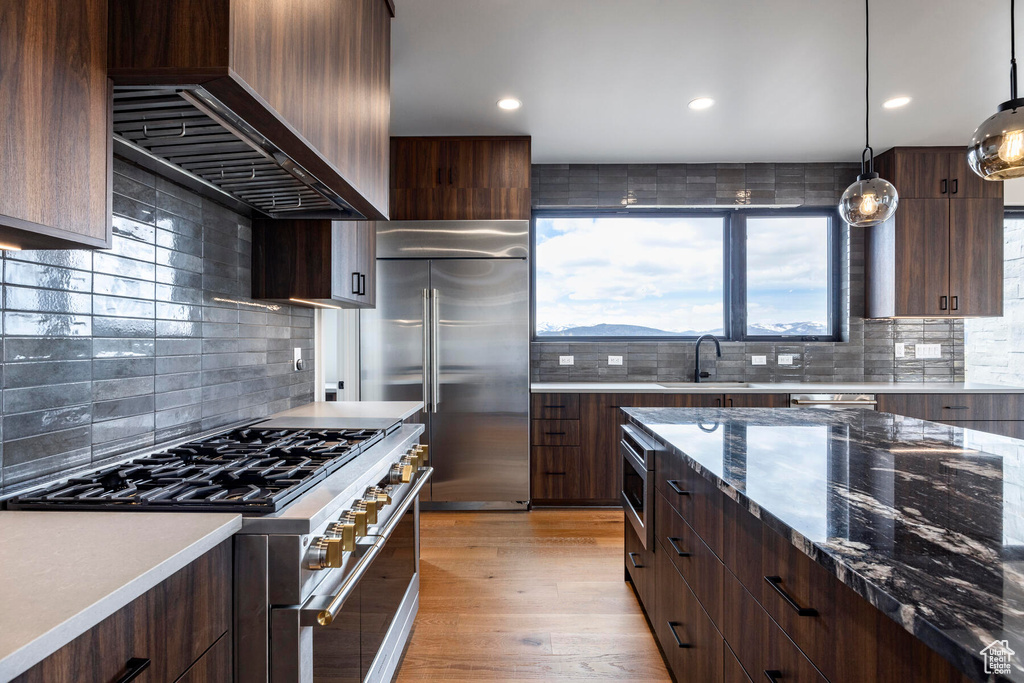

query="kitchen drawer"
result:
[175,632,231,682]
[14,540,232,683]
[760,528,836,682]
[877,393,1024,421]
[656,488,723,624]
[656,452,724,558]
[723,498,764,602]
[531,447,582,500]
[653,547,724,683]
[725,642,753,683]
[722,569,825,683]
[531,419,580,447]
[531,393,580,419]
[625,519,653,608]
[937,419,1024,440]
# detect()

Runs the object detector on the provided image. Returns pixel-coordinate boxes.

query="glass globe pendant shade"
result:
[967,99,1024,180]
[839,172,899,227]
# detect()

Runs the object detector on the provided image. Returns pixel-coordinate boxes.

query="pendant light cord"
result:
[1012,0,1018,100]
[862,0,873,175]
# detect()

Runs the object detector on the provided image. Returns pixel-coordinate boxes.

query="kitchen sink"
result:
[656,382,750,388]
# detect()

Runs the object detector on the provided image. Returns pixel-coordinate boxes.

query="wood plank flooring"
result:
[395,509,671,681]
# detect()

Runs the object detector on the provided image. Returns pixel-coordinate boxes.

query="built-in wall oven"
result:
[621,423,657,550]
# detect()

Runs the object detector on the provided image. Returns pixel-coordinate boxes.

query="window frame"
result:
[530,206,841,343]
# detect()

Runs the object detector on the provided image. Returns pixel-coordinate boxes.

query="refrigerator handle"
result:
[422,289,431,411]
[431,288,440,413]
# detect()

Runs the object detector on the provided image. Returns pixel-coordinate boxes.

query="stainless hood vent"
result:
[112,88,365,220]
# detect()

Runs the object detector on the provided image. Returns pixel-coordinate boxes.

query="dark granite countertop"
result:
[623,407,1024,683]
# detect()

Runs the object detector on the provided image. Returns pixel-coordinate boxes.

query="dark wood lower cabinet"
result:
[14,540,232,683]
[624,520,653,608]
[531,447,583,500]
[653,545,723,683]
[725,643,753,683]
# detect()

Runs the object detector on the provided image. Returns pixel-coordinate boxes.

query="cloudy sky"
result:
[534,214,829,334]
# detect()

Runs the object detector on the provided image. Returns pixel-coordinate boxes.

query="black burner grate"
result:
[6,427,384,514]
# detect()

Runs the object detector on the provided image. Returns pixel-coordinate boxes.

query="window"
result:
[533,209,839,340]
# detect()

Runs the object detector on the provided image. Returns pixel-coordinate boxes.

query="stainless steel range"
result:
[6,420,430,683]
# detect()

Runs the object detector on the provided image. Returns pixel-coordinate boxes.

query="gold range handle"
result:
[307,467,433,626]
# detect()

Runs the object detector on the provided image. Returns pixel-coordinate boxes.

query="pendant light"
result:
[967,0,1024,180]
[839,0,899,227]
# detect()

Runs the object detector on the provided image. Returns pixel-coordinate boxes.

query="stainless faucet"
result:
[694,334,722,383]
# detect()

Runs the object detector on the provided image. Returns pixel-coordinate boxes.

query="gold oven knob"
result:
[307,536,346,570]
[341,509,367,537]
[367,486,391,506]
[325,520,356,552]
[414,444,429,466]
[355,498,378,525]
[390,462,412,484]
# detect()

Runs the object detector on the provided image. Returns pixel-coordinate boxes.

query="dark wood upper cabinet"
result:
[867,147,1003,318]
[109,0,393,221]
[390,136,531,220]
[252,219,377,308]
[0,0,111,250]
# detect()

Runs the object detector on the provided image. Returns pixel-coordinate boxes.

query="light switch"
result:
[915,344,942,359]
[778,354,794,366]
[751,355,767,366]
[559,355,574,366]
[608,355,623,366]
[895,343,906,358]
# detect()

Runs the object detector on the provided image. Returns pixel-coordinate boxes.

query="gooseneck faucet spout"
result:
[694,334,722,383]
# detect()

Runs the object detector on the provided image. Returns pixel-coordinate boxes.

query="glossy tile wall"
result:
[530,162,965,384]
[0,158,315,492]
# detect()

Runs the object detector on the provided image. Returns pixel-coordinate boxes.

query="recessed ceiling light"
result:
[688,97,715,111]
[883,96,912,109]
[497,98,522,111]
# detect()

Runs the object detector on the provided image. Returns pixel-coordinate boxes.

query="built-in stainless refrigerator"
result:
[360,221,530,509]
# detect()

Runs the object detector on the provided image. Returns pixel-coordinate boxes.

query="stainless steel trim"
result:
[375,220,530,259]
[302,468,432,626]
[364,572,419,683]
[790,393,878,409]
[422,288,431,411]
[431,289,440,414]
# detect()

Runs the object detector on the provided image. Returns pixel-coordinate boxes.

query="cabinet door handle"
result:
[352,272,360,294]
[547,404,566,409]
[952,178,959,195]
[764,671,784,683]
[115,658,151,683]
[545,471,567,476]
[628,552,643,569]
[727,397,734,407]
[951,295,958,311]
[940,178,948,194]
[544,431,566,436]
[666,536,691,557]
[359,273,367,296]
[764,576,819,616]
[437,168,442,185]
[939,295,948,311]
[666,621,693,649]
[666,480,690,496]
[448,168,454,184]
[944,405,970,410]
[715,397,722,407]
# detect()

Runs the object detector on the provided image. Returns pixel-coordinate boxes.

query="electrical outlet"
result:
[915,344,942,359]
[608,355,623,366]
[751,355,767,366]
[895,343,906,358]
[778,354,794,366]
[559,355,574,366]
[293,347,304,372]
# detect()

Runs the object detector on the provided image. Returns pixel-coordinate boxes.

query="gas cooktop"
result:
[6,427,385,514]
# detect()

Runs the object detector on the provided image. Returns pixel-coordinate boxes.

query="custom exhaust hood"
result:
[113,87,366,220]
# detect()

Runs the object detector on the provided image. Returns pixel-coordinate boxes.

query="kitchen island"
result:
[622,407,1024,683]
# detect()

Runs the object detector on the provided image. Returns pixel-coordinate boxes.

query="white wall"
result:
[964,179,1024,385]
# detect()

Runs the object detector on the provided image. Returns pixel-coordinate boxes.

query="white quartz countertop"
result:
[530,382,1024,394]
[255,400,423,429]
[0,512,241,681]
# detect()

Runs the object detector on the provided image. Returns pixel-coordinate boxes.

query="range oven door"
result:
[621,424,655,550]
[270,469,430,683]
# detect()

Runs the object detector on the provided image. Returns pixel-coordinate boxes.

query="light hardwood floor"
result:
[395,509,672,681]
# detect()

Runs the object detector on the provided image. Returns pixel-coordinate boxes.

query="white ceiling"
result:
[390,0,1013,164]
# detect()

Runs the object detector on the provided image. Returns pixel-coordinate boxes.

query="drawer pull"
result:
[666,480,690,496]
[115,658,151,683]
[943,406,969,410]
[544,431,567,436]
[547,404,566,408]
[545,471,567,476]
[628,552,644,569]
[764,576,818,616]
[666,621,693,649]
[666,536,691,557]
[764,670,784,683]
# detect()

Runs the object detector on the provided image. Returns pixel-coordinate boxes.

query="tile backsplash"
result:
[530,162,965,385]
[0,158,315,492]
